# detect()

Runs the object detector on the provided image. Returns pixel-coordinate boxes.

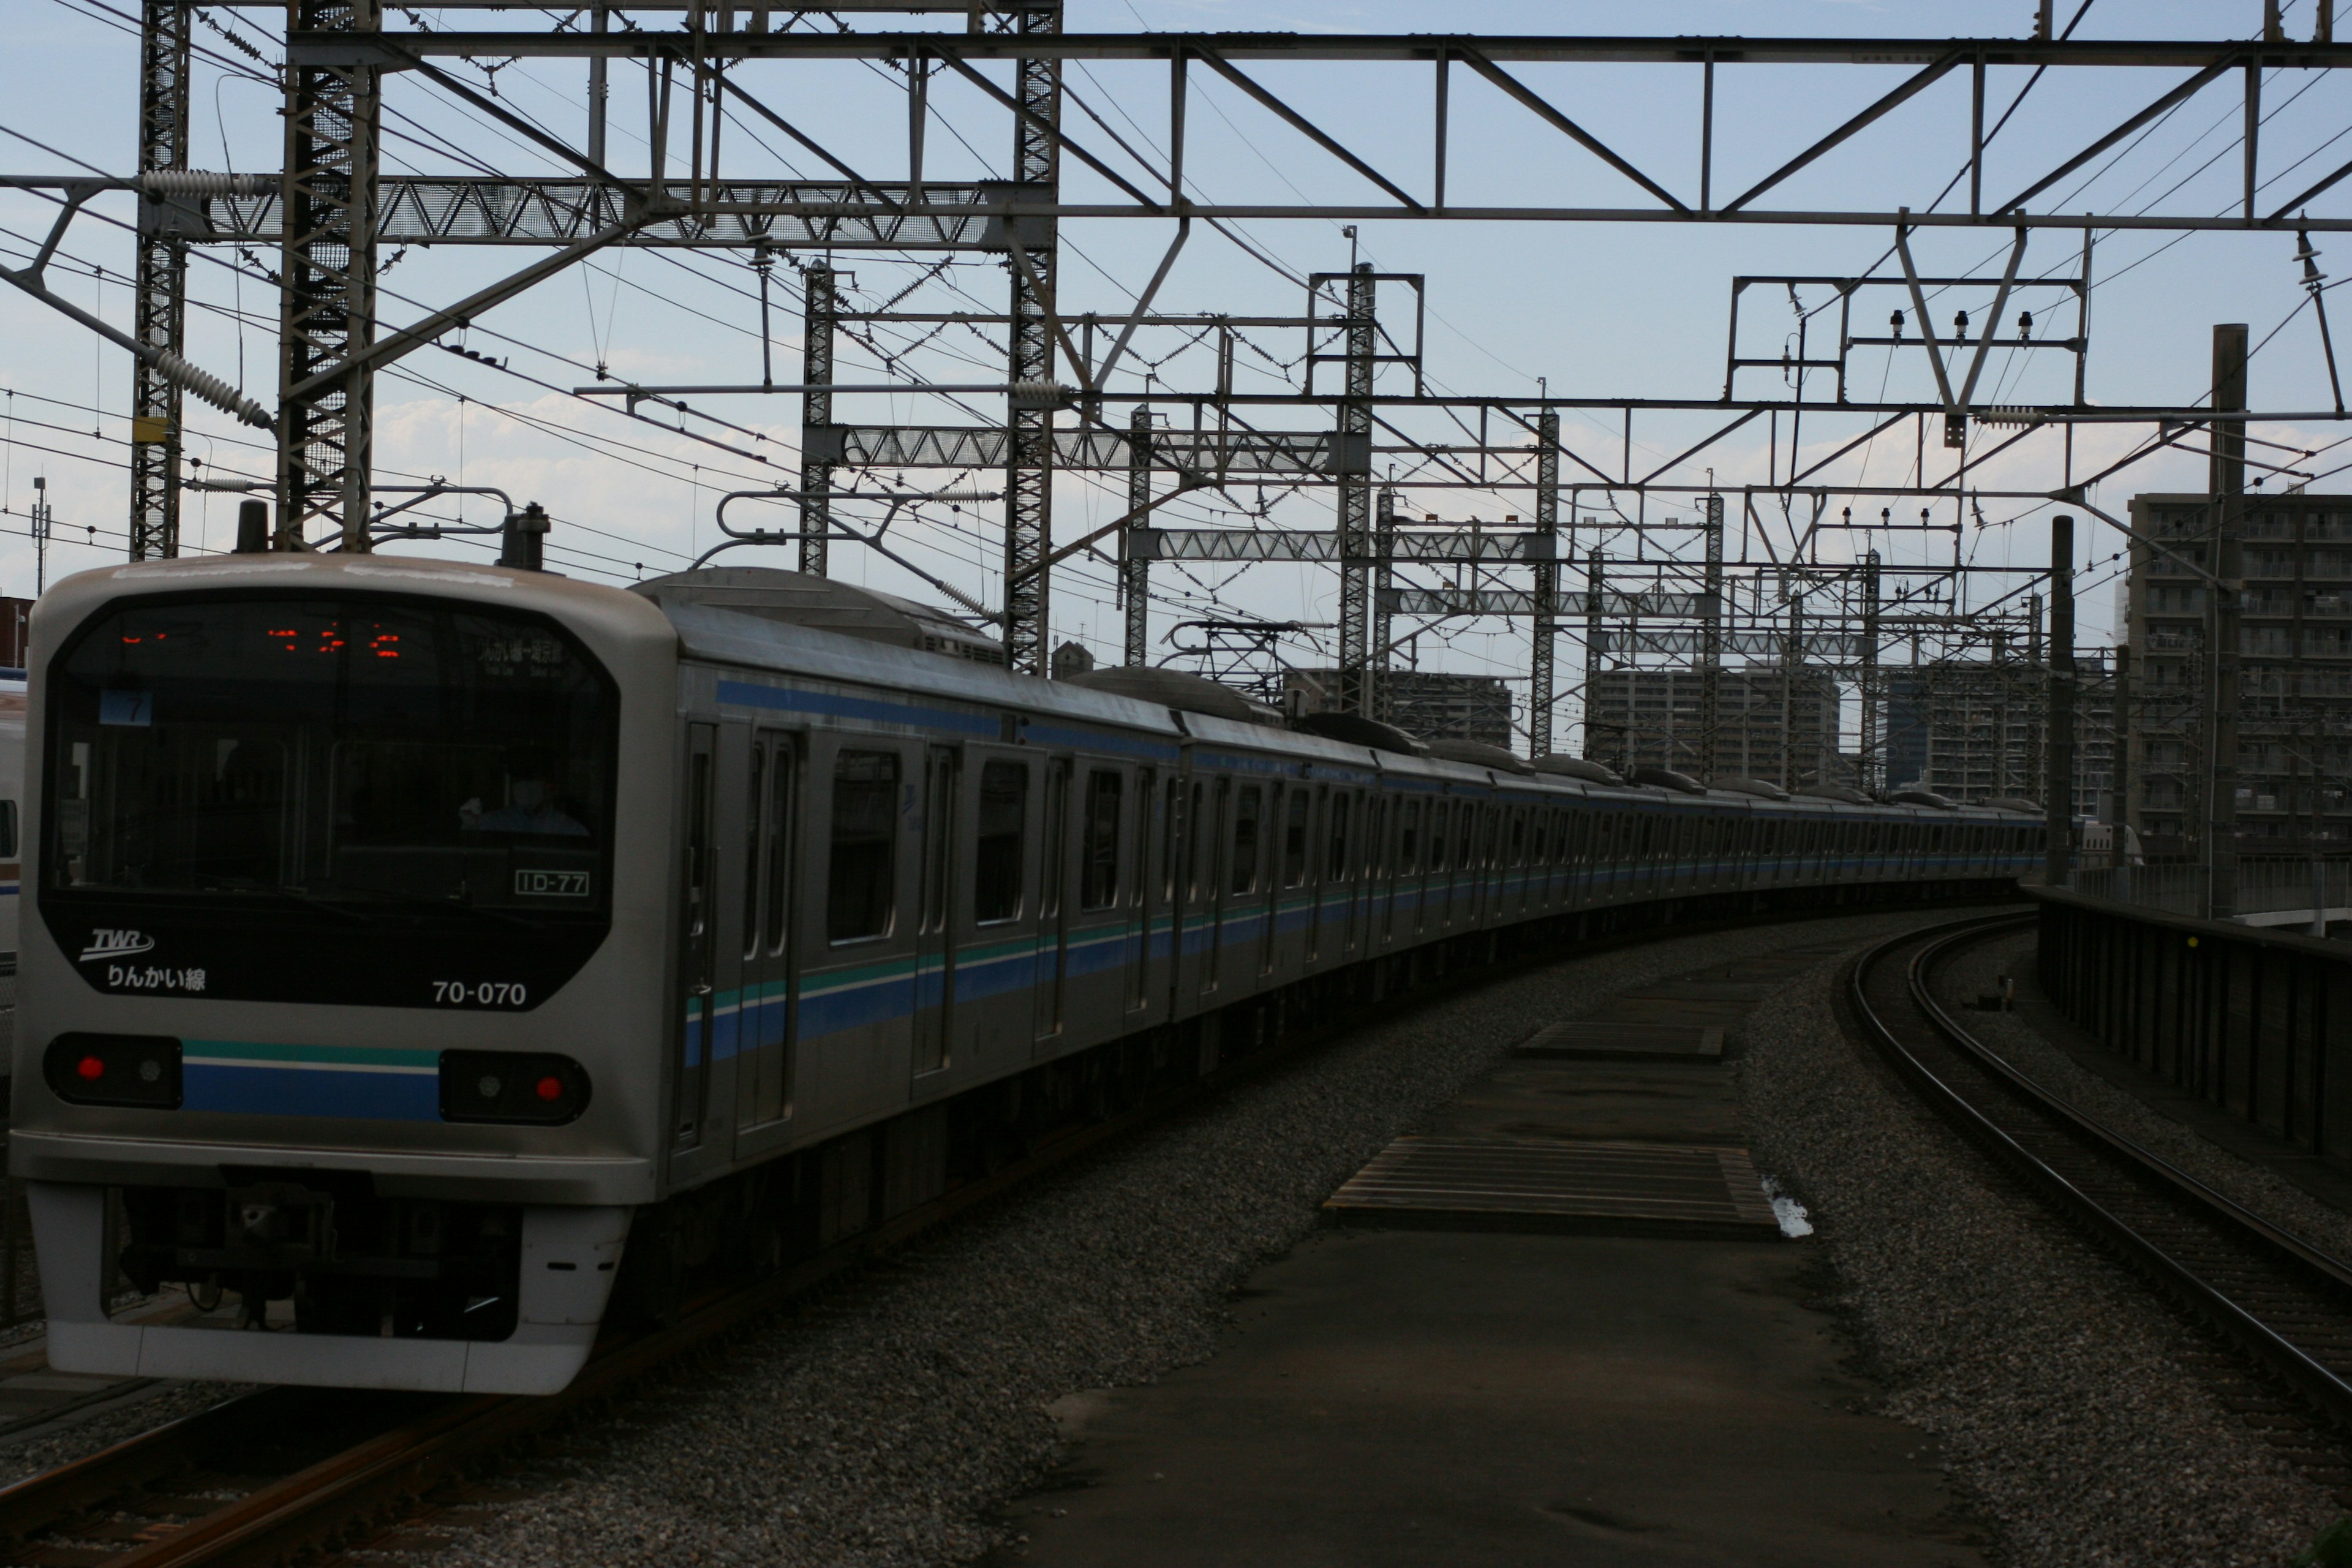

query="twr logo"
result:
[80,929,154,962]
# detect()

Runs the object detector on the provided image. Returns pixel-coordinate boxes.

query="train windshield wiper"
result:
[319,882,549,932]
[212,887,385,925]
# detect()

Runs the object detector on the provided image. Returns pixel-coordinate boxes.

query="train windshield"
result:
[45,594,617,918]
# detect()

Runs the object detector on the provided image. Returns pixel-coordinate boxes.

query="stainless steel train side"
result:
[12,556,2038,1394]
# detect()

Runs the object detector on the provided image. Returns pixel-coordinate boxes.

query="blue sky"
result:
[2,1,2346,734]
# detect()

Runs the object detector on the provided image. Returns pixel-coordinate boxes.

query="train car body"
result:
[10,556,2039,1393]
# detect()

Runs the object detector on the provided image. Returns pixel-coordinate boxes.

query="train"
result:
[10,552,2040,1394]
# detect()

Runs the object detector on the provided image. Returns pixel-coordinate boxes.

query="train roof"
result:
[39,554,2039,823]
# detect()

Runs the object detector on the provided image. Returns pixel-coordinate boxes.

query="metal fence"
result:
[2067,857,2352,929]
[2037,888,2352,1164]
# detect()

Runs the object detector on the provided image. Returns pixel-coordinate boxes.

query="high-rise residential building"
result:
[1882,657,2113,813]
[2122,491,2352,859]
[1286,669,1515,749]
[1583,665,1840,785]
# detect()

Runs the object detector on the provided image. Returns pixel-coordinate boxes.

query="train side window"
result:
[974,760,1027,923]
[1400,799,1422,871]
[0,799,18,859]
[1327,792,1351,882]
[1428,804,1450,872]
[1230,785,1263,894]
[826,750,899,943]
[1283,788,1311,886]
[1080,769,1124,911]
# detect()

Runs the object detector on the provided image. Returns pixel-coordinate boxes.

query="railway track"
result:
[0,901,2014,1567]
[1849,913,2352,1458]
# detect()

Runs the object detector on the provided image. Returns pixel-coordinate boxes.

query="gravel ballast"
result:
[1738,935,2340,1567]
[427,908,1968,1568]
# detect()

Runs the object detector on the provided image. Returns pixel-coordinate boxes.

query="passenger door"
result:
[1032,758,1071,1051]
[913,744,960,1084]
[672,723,720,1161]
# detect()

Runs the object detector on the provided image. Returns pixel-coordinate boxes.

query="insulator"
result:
[1008,380,1074,408]
[1978,405,2042,427]
[153,349,272,429]
[140,170,273,198]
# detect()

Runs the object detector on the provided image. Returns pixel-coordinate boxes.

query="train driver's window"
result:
[827,750,899,943]
[1283,789,1311,886]
[974,760,1027,923]
[1230,785,1263,894]
[1080,769,1124,910]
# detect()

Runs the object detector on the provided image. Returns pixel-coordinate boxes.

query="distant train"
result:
[11,556,2038,1393]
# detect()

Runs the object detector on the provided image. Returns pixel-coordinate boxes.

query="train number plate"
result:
[513,869,591,899]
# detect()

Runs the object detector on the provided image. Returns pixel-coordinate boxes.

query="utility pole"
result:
[2210,322,2248,919]
[1698,490,1724,780]
[2111,641,2133,864]
[1335,264,1376,714]
[1860,549,1882,794]
[2046,514,2075,886]
[1123,404,1151,667]
[130,0,190,560]
[1583,548,1606,761]
[1781,595,1803,791]
[800,262,836,576]
[1530,412,1561,758]
[276,0,382,551]
[1373,483,1397,722]
[1002,2,1061,675]
[31,478,51,596]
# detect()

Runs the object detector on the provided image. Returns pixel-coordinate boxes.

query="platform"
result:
[1003,938,1990,1567]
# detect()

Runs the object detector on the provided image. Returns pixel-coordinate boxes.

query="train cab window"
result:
[1326,793,1351,882]
[1230,785,1264,895]
[826,750,899,943]
[974,760,1027,923]
[1080,770,1124,911]
[45,594,616,917]
[1282,790,1311,887]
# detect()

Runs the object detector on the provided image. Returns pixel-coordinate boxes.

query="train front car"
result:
[12,555,678,1394]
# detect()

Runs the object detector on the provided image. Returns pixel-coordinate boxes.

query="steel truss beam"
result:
[130,1,191,559]
[1003,7,1058,676]
[158,178,1016,248]
[277,0,382,552]
[296,32,2352,69]
[816,424,1365,475]
[1135,529,1558,562]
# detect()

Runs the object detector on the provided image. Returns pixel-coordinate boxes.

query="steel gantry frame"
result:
[54,7,2351,758]
[129,0,192,561]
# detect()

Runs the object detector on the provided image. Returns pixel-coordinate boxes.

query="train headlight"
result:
[45,1034,183,1108]
[439,1050,592,1125]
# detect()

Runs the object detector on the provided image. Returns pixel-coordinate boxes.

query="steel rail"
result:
[1847,913,2352,1433]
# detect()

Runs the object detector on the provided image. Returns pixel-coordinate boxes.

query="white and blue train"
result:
[10,553,2038,1393]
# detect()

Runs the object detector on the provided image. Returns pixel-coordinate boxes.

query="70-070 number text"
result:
[432,981,529,1006]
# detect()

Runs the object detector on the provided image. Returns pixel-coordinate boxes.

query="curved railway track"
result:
[0,894,1885,1567]
[1849,913,2352,1447]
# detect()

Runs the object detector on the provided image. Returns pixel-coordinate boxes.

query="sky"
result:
[2,0,2349,742]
